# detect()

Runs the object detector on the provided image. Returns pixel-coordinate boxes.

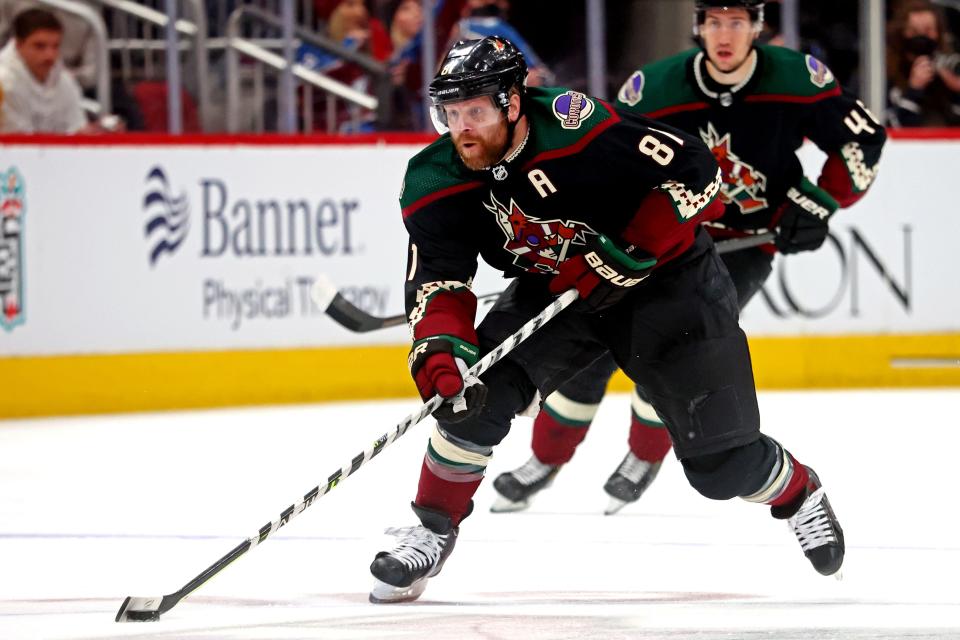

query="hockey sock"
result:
[531,391,599,465]
[741,444,810,509]
[767,453,810,509]
[416,425,490,526]
[627,391,673,462]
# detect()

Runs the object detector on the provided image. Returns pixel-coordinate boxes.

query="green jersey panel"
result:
[400,86,618,216]
[615,49,701,114]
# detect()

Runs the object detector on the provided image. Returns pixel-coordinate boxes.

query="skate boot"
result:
[369,503,460,603]
[603,451,662,515]
[772,466,845,577]
[490,455,561,513]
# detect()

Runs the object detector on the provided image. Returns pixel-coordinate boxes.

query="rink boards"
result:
[1,131,958,417]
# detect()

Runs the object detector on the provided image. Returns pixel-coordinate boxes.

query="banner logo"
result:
[0,167,25,330]
[144,166,190,266]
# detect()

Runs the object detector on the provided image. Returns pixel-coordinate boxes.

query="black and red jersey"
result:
[399,86,722,342]
[615,44,886,240]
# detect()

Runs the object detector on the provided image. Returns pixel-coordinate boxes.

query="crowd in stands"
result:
[886,0,960,126]
[0,0,958,134]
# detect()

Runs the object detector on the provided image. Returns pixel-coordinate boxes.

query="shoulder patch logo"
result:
[617,71,645,107]
[805,55,834,89]
[552,91,595,129]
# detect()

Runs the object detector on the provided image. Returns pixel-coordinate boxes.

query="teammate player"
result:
[492,0,885,516]
[369,35,846,604]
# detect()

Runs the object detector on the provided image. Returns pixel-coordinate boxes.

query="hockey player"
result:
[493,0,885,519]
[369,34,846,604]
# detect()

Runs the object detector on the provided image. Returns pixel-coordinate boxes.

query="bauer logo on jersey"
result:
[617,71,645,107]
[484,191,597,274]
[552,91,595,130]
[0,167,25,331]
[805,55,835,89]
[699,122,768,215]
[143,166,190,267]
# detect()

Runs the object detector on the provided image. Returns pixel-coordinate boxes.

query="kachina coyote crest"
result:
[0,167,25,331]
[699,122,769,214]
[484,191,597,274]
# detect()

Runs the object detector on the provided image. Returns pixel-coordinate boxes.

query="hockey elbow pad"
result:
[549,234,657,312]
[408,336,487,423]
[773,177,840,255]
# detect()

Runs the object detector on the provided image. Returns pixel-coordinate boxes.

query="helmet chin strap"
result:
[492,97,524,168]
[500,117,518,162]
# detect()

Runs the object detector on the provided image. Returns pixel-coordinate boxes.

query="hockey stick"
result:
[315,232,776,334]
[311,274,502,333]
[115,287,580,623]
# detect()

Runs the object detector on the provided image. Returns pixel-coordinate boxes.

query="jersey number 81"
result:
[638,127,685,166]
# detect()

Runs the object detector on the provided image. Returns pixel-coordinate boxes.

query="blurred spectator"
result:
[1,2,142,130]
[389,0,422,57]
[0,0,95,89]
[0,8,94,133]
[886,0,960,126]
[299,0,392,132]
[385,0,425,129]
[449,0,554,86]
[317,0,392,63]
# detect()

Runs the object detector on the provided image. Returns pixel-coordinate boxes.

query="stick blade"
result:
[115,595,165,622]
[311,273,339,311]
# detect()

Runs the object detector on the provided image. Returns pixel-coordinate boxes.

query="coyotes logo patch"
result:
[552,91,595,130]
[699,122,768,214]
[484,192,597,274]
[617,71,645,107]
[805,55,834,89]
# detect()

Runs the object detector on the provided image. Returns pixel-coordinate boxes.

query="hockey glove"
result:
[409,336,488,423]
[773,177,840,255]
[549,234,657,312]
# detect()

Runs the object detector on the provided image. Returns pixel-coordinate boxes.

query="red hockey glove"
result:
[549,234,657,312]
[773,177,840,255]
[408,336,488,423]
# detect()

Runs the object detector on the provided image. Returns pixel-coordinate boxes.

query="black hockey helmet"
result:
[693,0,765,36]
[428,37,528,133]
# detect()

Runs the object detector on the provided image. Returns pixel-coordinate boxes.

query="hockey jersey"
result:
[615,45,886,237]
[400,86,722,343]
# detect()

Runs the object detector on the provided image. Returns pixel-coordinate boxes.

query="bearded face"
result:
[442,96,510,170]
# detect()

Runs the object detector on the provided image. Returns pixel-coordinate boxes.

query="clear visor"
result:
[430,95,505,135]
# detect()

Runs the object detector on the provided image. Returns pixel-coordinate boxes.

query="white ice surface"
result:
[2,390,959,639]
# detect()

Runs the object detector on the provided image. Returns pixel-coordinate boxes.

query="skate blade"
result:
[490,495,531,513]
[604,497,629,515]
[832,569,844,582]
[369,578,428,604]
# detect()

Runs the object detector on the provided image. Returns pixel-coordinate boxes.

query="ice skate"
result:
[369,504,459,603]
[603,451,662,515]
[490,455,561,513]
[772,467,845,577]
